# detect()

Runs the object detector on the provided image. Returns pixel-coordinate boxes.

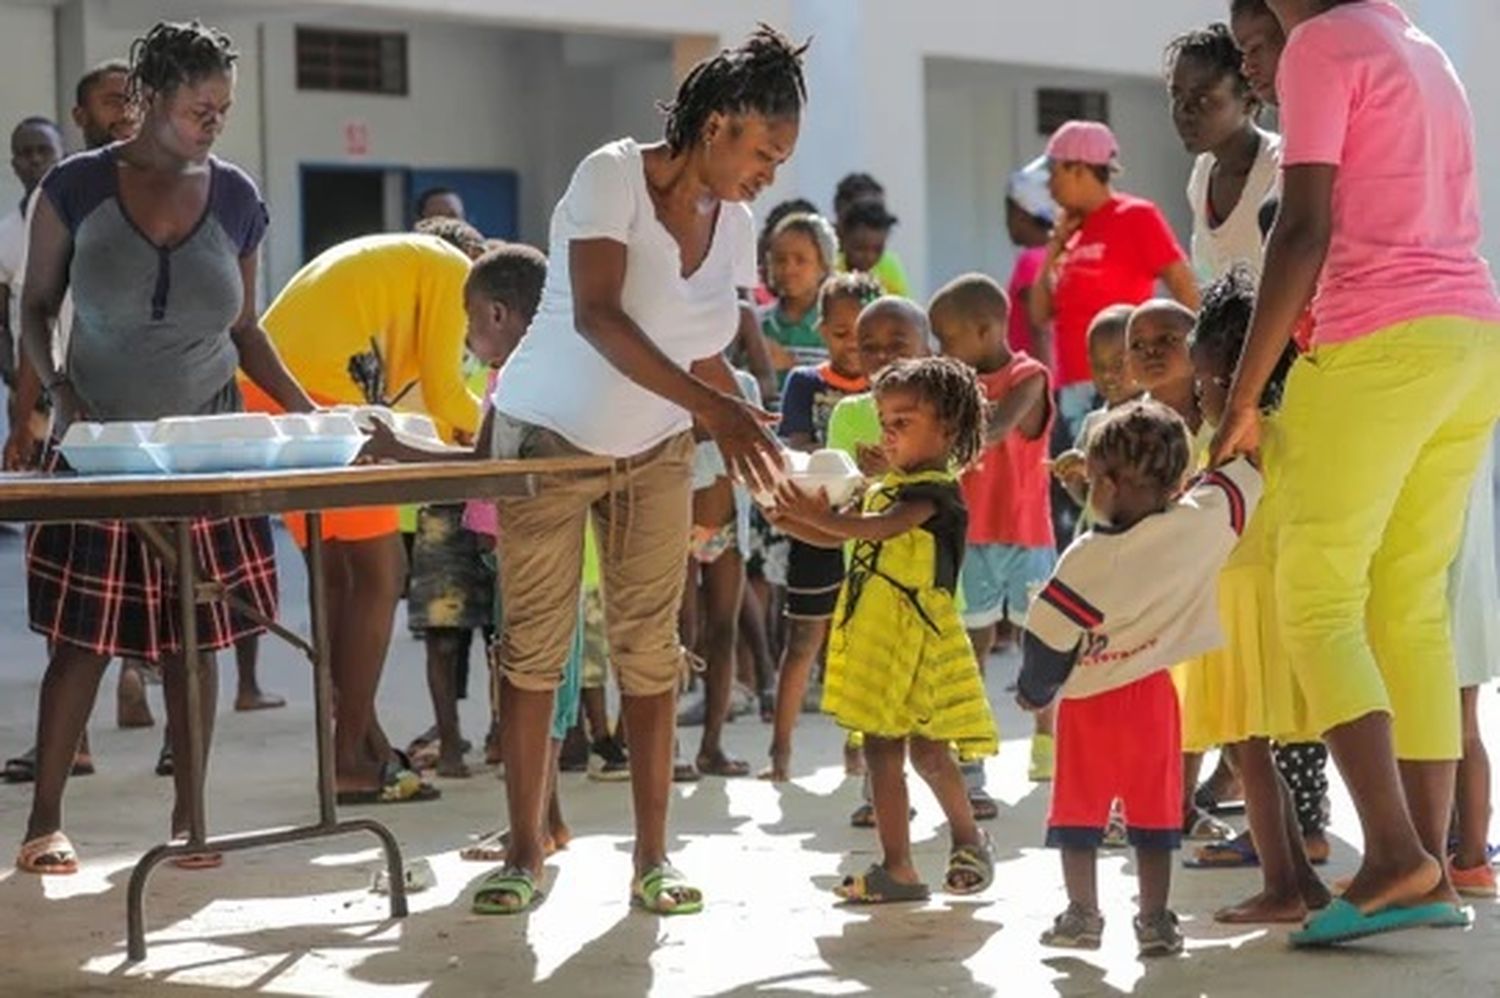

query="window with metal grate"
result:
[296,27,408,96]
[1036,88,1109,135]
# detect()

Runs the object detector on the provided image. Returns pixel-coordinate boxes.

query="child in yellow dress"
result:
[1183,268,1330,924]
[770,357,998,902]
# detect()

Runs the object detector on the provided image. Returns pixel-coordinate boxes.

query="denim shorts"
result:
[959,543,1057,629]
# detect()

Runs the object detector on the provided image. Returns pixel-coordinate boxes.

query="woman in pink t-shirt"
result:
[1213,0,1500,946]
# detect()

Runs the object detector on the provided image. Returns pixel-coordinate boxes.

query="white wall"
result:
[259,13,538,289]
[924,58,1192,298]
[792,0,1214,297]
[0,5,58,211]
[1407,0,1500,270]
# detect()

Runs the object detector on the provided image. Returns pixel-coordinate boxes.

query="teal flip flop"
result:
[1290,898,1468,947]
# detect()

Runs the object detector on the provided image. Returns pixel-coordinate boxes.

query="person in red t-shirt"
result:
[930,274,1059,786]
[1029,120,1200,444]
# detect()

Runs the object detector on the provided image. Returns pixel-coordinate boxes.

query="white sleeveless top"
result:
[1187,127,1282,283]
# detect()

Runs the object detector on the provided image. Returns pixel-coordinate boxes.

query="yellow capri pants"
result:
[1275,316,1500,760]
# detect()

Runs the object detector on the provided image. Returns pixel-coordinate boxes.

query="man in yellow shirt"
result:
[243,230,482,802]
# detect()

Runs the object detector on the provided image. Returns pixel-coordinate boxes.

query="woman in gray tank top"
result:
[12,21,315,875]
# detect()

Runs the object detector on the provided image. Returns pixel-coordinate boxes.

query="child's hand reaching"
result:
[772,480,833,526]
[1050,449,1087,489]
[854,443,889,478]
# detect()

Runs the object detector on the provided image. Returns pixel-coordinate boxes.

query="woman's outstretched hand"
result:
[699,391,783,495]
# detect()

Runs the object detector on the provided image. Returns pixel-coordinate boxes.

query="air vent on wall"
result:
[296,27,408,96]
[1036,87,1109,135]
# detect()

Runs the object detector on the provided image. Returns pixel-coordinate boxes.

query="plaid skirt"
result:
[27,514,279,662]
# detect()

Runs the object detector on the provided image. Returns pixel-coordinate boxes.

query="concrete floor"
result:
[0,526,1497,997]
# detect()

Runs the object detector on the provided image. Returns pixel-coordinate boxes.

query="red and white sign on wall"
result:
[343,119,370,157]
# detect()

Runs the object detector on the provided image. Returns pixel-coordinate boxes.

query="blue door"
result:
[407,168,519,240]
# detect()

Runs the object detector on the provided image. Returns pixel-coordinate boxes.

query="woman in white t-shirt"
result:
[474,28,806,917]
[1167,23,1282,283]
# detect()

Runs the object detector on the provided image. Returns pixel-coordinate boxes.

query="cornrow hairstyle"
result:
[466,242,548,324]
[129,21,238,100]
[1086,398,1192,496]
[770,211,838,274]
[414,216,487,259]
[1165,22,1251,98]
[838,198,899,233]
[1190,265,1297,411]
[659,24,809,154]
[76,60,131,108]
[872,356,986,471]
[819,271,884,321]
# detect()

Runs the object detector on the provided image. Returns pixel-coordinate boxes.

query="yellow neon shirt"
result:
[260,234,479,442]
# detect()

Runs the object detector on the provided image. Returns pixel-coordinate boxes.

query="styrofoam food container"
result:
[275,412,362,439]
[341,406,442,443]
[750,448,863,508]
[150,413,282,445]
[274,434,367,470]
[787,448,863,507]
[142,440,283,474]
[58,422,164,475]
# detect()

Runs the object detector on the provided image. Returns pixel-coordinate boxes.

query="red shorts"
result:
[1046,670,1182,850]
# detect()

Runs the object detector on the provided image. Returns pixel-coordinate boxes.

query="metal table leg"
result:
[125,513,407,963]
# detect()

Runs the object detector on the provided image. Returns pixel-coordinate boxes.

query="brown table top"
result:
[0,456,613,523]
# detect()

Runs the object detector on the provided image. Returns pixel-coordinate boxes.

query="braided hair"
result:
[129,20,238,99]
[872,356,986,471]
[1086,399,1192,496]
[1165,22,1251,98]
[1190,265,1297,411]
[818,271,883,321]
[660,25,809,154]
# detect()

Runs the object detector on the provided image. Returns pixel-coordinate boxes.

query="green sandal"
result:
[472,867,544,915]
[631,864,703,916]
[945,833,995,896]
